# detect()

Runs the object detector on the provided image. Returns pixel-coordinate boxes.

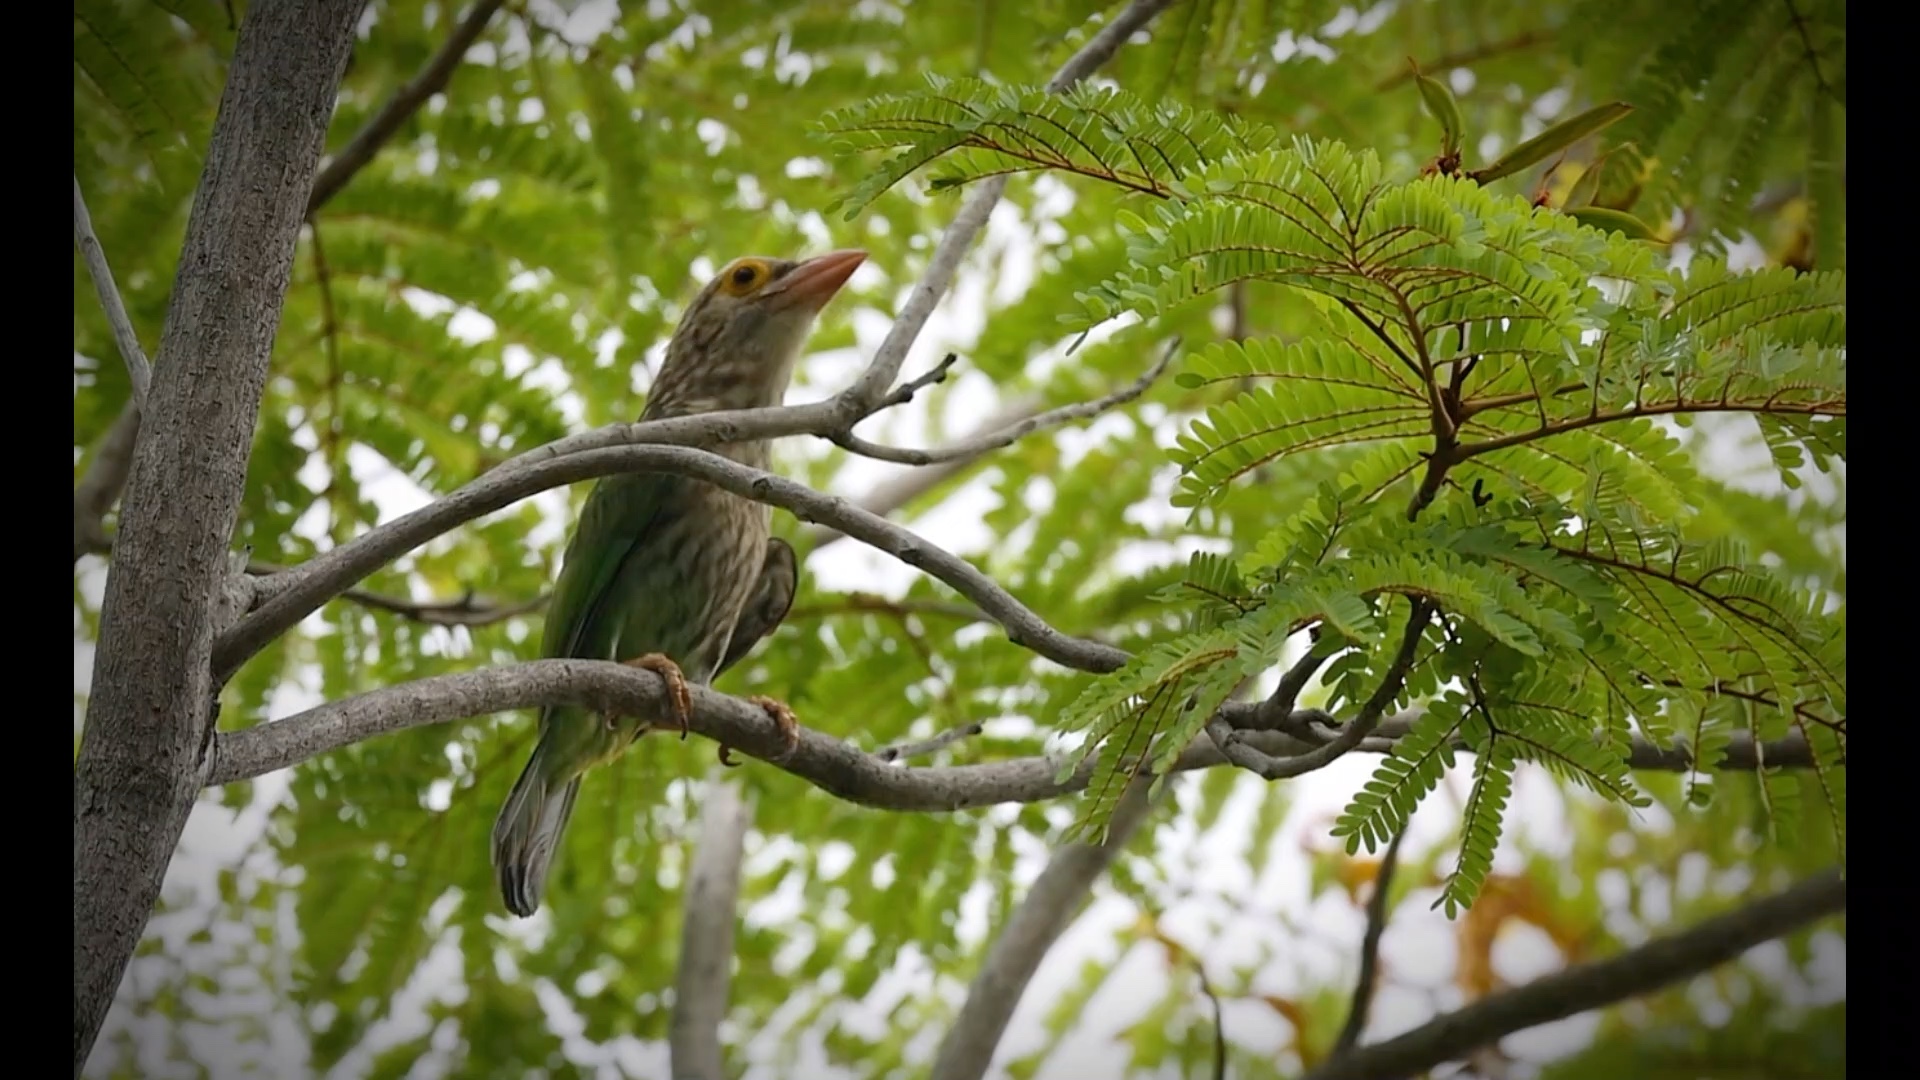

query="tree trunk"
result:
[72,2,368,1073]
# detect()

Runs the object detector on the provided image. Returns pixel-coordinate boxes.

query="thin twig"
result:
[1259,648,1332,733]
[306,0,508,216]
[1333,828,1407,1056]
[802,393,1047,550]
[876,353,961,409]
[1374,30,1556,91]
[1781,0,1837,101]
[787,595,987,624]
[835,338,1178,466]
[244,560,547,628]
[1208,600,1435,780]
[1305,869,1846,1080]
[842,0,1181,411]
[1190,954,1228,1080]
[875,722,985,763]
[73,176,153,411]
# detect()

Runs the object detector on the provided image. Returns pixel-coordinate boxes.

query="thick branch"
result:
[928,776,1162,1080]
[73,403,140,564]
[203,663,1828,804]
[74,2,367,1072]
[835,338,1177,466]
[73,177,153,411]
[213,443,1132,682]
[669,772,751,1080]
[1305,869,1846,1080]
[305,0,507,216]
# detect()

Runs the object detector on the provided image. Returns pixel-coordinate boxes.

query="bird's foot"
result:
[620,653,693,739]
[717,696,802,767]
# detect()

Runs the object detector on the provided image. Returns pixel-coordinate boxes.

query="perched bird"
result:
[491,249,867,917]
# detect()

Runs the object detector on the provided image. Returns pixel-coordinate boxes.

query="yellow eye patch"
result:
[719,258,771,296]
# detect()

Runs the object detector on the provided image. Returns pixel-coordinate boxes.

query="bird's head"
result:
[647,248,868,416]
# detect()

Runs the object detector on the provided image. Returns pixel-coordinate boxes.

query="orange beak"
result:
[767,249,867,311]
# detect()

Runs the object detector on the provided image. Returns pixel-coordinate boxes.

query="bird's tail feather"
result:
[491,737,581,918]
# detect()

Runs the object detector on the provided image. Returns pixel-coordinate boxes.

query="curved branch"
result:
[1305,869,1846,1080]
[928,776,1163,1080]
[203,662,1831,802]
[214,443,1129,681]
[1208,600,1434,780]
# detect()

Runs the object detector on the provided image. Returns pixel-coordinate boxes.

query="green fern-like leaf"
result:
[1440,733,1518,916]
[1333,698,1466,854]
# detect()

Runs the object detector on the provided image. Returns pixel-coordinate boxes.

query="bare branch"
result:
[74,177,153,411]
[834,338,1178,466]
[212,443,1132,682]
[74,4,368,1070]
[74,403,140,564]
[1258,647,1333,734]
[1208,599,1435,780]
[305,0,507,216]
[841,0,1181,410]
[669,772,751,1080]
[245,560,546,627]
[875,352,961,410]
[1305,869,1846,1080]
[202,663,1829,805]
[801,393,1046,550]
[1334,828,1407,1056]
[787,595,987,625]
[325,584,546,627]
[875,722,985,763]
[929,776,1163,1080]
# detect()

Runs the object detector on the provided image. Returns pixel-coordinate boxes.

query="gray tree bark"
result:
[72,2,369,1073]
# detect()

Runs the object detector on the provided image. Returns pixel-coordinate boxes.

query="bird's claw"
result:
[717,696,802,767]
[621,653,693,739]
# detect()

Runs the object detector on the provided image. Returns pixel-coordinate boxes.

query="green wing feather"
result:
[541,472,672,671]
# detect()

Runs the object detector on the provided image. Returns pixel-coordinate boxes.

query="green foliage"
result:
[831,69,1842,907]
[75,1,1843,1077]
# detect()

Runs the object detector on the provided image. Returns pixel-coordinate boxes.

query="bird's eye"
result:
[722,260,768,295]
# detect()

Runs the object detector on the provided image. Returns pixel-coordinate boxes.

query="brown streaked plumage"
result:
[491,249,865,917]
